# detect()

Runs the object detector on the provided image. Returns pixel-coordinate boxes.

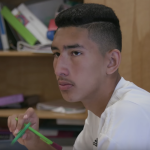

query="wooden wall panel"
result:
[0,57,62,102]
[134,0,150,91]
[106,0,134,81]
[84,0,150,92]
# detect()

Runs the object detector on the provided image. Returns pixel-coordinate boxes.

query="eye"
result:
[53,52,60,58]
[72,51,82,56]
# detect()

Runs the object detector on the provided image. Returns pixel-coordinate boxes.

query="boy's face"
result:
[51,27,107,103]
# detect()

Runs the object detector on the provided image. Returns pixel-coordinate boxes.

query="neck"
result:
[82,73,121,117]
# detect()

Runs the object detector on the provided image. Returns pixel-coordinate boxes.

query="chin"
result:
[61,90,82,103]
[62,95,80,103]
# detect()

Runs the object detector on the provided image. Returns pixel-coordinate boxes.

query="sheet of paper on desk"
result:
[36,99,86,114]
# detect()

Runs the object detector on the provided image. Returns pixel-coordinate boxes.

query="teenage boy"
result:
[8,3,150,150]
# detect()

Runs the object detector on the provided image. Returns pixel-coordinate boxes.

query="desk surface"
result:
[0,109,87,120]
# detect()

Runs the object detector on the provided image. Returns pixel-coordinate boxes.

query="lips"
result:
[58,80,73,91]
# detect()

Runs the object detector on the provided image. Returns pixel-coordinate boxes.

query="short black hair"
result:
[55,3,122,55]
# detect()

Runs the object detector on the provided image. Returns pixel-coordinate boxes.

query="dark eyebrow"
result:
[64,44,84,50]
[51,44,85,51]
[51,45,59,51]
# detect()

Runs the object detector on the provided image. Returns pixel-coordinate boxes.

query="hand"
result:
[8,107,40,149]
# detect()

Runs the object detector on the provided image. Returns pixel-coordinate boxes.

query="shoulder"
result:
[101,100,150,136]
[109,78,150,117]
[115,78,150,104]
[104,100,150,124]
[112,100,149,120]
[98,100,150,149]
[107,77,150,110]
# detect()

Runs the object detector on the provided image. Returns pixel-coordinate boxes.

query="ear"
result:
[106,49,121,75]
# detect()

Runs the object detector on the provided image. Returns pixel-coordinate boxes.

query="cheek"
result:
[73,60,104,87]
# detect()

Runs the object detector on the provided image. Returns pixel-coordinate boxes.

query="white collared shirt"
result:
[73,77,150,150]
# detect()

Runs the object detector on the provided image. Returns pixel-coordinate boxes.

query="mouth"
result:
[58,81,73,91]
[59,84,73,91]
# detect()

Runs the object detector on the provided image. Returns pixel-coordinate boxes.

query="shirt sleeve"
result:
[97,101,150,150]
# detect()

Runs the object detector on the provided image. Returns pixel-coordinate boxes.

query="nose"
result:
[54,55,69,77]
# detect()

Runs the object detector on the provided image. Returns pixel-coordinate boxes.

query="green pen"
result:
[11,118,62,150]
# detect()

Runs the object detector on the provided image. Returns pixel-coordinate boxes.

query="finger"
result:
[23,107,39,131]
[23,129,34,140]
[23,107,35,120]
[8,116,12,132]
[14,114,24,135]
[9,114,18,133]
[22,133,27,140]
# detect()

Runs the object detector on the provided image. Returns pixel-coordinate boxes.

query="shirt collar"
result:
[106,77,127,108]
